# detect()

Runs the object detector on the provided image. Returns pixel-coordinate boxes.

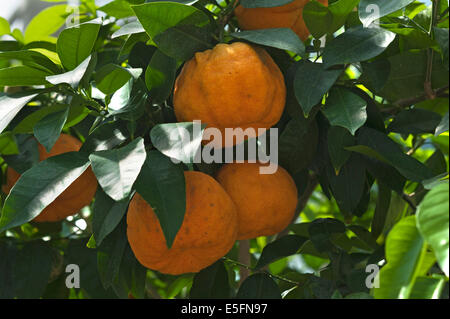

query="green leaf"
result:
[355,127,433,182]
[13,241,53,298]
[190,260,230,299]
[409,276,447,299]
[236,273,281,299]
[153,25,213,61]
[145,49,177,103]
[303,0,332,39]
[57,21,101,71]
[308,218,346,252]
[24,4,70,43]
[416,183,449,277]
[2,135,40,174]
[327,126,355,173]
[111,21,145,39]
[359,0,416,26]
[0,17,10,36]
[46,55,93,88]
[435,111,449,136]
[293,60,342,116]
[0,50,60,74]
[434,27,449,70]
[33,107,69,152]
[387,109,442,135]
[150,122,206,165]
[132,2,209,38]
[89,138,146,202]
[108,79,147,121]
[99,0,135,19]
[323,26,396,67]
[0,66,51,87]
[133,151,186,248]
[94,64,142,95]
[92,188,131,247]
[0,132,19,155]
[371,182,392,239]
[322,87,367,135]
[374,216,429,299]
[240,0,294,8]
[230,28,305,56]
[97,219,128,290]
[255,235,307,269]
[0,152,91,232]
[80,121,128,154]
[0,91,40,134]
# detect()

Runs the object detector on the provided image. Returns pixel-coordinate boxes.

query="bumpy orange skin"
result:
[2,134,98,223]
[173,42,286,147]
[216,162,298,240]
[127,171,238,275]
[235,0,329,41]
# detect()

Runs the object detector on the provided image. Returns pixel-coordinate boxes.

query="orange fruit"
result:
[235,0,329,41]
[2,134,98,223]
[127,171,238,275]
[173,42,286,148]
[216,162,298,240]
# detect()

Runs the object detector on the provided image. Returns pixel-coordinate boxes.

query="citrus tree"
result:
[0,0,449,300]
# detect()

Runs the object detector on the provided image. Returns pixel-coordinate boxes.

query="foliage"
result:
[0,0,449,299]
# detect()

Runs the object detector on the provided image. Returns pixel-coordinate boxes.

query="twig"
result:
[393,85,449,108]
[238,240,251,284]
[402,193,417,212]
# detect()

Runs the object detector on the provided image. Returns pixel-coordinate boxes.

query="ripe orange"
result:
[173,42,286,147]
[235,0,329,41]
[2,134,98,222]
[216,162,298,240]
[127,171,238,275]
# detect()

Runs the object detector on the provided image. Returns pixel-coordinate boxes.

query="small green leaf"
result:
[33,107,69,152]
[46,55,93,88]
[0,132,19,155]
[24,4,69,43]
[327,126,355,173]
[94,64,142,95]
[89,138,146,202]
[322,87,367,135]
[0,17,10,36]
[145,49,178,103]
[0,91,40,134]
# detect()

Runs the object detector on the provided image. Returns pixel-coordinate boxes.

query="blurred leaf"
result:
[409,276,447,299]
[0,132,19,155]
[371,183,391,239]
[255,235,307,269]
[190,260,230,299]
[33,107,69,152]
[0,152,90,232]
[434,27,449,70]
[89,138,146,202]
[134,150,186,248]
[435,111,449,136]
[2,135,40,173]
[308,218,346,252]
[0,17,10,36]
[236,273,281,299]
[24,5,69,43]
[416,183,449,277]
[230,28,305,56]
[374,216,429,299]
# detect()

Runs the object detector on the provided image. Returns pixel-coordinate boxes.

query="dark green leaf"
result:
[434,27,449,70]
[327,126,355,173]
[236,273,281,299]
[308,218,346,252]
[80,121,128,154]
[387,109,442,135]
[134,151,186,248]
[371,182,391,239]
[190,260,230,299]
[145,50,177,103]
[33,107,69,152]
[255,235,307,269]
[0,50,60,74]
